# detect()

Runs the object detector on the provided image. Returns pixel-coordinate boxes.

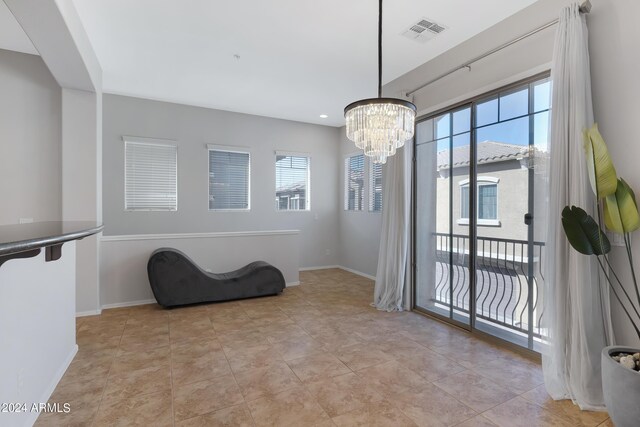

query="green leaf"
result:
[604,193,624,233]
[605,178,640,233]
[562,205,611,255]
[584,124,617,198]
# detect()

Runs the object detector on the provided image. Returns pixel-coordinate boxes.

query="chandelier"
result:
[344,0,416,164]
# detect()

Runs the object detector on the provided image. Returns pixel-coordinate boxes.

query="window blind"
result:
[124,139,177,211]
[478,184,498,219]
[460,183,498,220]
[369,160,383,212]
[275,154,310,211]
[209,149,250,210]
[344,154,364,211]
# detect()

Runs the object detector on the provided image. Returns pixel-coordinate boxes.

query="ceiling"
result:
[0,1,38,55]
[2,1,539,126]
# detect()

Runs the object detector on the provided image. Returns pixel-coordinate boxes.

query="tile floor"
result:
[37,269,610,426]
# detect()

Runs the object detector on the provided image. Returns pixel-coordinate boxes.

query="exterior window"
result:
[275,153,310,211]
[459,178,499,225]
[208,147,250,210]
[124,137,177,211]
[460,186,470,219]
[344,154,364,211]
[369,160,383,212]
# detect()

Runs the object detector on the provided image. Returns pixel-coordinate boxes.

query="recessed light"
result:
[319,114,328,119]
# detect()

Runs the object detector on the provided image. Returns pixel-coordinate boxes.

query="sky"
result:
[427,80,551,152]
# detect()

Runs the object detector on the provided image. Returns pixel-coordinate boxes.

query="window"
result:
[275,153,310,211]
[344,154,364,211]
[124,137,177,211]
[478,184,497,220]
[459,177,499,225]
[208,146,250,210]
[369,159,383,212]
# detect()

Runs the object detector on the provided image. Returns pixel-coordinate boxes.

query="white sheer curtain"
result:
[373,141,412,312]
[542,2,615,410]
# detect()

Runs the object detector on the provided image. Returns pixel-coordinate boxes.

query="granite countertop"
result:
[0,221,104,256]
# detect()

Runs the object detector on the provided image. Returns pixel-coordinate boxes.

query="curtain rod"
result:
[405,0,592,97]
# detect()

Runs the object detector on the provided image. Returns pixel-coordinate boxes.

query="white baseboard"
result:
[337,266,376,281]
[300,265,376,281]
[299,265,339,271]
[83,267,372,314]
[31,344,78,426]
[77,299,156,316]
[100,299,157,310]
[76,309,102,317]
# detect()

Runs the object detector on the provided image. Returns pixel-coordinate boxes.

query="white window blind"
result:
[124,138,177,211]
[209,148,250,210]
[459,179,499,220]
[369,160,383,212]
[344,154,364,211]
[275,153,310,211]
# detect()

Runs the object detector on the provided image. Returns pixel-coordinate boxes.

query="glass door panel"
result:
[415,107,472,328]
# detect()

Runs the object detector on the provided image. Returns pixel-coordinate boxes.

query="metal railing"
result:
[432,233,545,339]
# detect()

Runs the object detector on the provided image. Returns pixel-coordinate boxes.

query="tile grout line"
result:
[214,311,258,427]
[169,319,176,427]
[89,311,130,427]
[57,270,596,427]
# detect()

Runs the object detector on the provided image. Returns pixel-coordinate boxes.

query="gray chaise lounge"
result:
[147,248,285,308]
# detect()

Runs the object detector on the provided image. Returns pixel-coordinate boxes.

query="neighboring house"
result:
[275,181,307,210]
[436,141,530,242]
[421,141,546,339]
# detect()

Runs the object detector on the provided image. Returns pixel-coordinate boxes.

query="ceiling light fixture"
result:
[344,0,416,164]
[320,114,328,119]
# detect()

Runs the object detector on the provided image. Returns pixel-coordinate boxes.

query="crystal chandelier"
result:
[344,0,416,164]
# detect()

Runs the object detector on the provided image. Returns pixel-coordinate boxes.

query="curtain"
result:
[542,2,615,410]
[373,141,412,311]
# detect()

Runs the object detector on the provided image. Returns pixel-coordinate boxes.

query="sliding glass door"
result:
[414,73,550,350]
[415,105,473,328]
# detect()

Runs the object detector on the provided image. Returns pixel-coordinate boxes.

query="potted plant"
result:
[561,124,640,426]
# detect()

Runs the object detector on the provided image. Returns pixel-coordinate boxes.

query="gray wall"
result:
[386,0,640,345]
[0,49,61,225]
[589,0,640,346]
[102,94,341,268]
[337,130,382,278]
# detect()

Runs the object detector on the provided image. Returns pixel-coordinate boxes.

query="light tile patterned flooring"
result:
[37,269,611,426]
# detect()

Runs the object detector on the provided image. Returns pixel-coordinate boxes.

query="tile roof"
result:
[437,141,528,169]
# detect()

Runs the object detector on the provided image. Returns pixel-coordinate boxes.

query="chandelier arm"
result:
[378,0,383,98]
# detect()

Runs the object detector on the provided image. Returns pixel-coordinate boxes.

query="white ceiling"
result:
[0,1,38,55]
[2,1,540,126]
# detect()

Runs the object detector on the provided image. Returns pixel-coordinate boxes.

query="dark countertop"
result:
[0,221,104,257]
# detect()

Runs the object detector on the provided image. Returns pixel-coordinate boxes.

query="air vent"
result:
[401,17,447,43]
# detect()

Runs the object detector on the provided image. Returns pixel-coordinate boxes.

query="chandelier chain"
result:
[378,0,382,98]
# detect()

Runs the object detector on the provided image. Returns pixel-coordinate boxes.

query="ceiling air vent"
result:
[401,18,447,43]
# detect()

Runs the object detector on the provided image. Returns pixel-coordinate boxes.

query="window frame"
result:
[368,158,383,213]
[274,151,311,212]
[344,152,365,212]
[207,144,251,212]
[123,136,178,212]
[457,177,500,226]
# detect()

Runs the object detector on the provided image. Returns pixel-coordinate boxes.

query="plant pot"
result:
[602,346,640,427]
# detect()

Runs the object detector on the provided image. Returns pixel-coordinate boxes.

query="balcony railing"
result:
[431,233,545,340]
